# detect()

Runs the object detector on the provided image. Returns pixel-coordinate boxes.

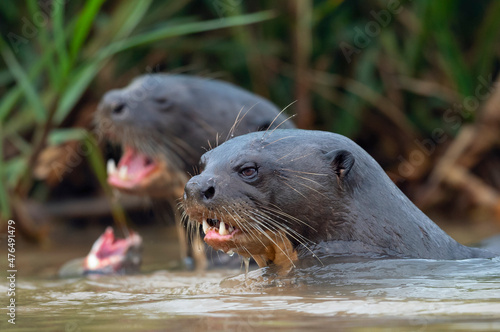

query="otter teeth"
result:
[107,159,117,175]
[202,219,209,234]
[228,225,234,233]
[118,166,128,180]
[219,221,228,235]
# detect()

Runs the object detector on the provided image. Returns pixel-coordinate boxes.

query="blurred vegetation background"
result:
[1,0,500,244]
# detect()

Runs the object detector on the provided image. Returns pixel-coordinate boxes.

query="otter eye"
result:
[154,97,172,110]
[240,167,257,179]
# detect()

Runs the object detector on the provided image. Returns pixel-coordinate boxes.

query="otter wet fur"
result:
[183,129,496,273]
[94,74,295,269]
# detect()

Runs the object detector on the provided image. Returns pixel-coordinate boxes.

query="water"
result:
[4,256,500,331]
[3,226,500,331]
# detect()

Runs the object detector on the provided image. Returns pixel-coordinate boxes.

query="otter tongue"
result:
[108,147,158,188]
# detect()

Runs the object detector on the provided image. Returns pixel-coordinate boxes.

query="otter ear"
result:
[325,150,354,180]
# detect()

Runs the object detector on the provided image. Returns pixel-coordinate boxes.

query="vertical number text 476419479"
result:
[7,220,16,325]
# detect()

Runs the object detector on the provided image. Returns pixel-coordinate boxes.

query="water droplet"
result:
[243,257,250,276]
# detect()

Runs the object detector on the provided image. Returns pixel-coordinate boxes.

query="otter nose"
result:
[99,91,130,122]
[184,176,216,202]
[111,102,126,116]
[202,185,215,200]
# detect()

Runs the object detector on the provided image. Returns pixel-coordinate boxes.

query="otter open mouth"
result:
[201,218,241,253]
[107,146,160,189]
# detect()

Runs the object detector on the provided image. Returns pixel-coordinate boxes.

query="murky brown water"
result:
[2,225,500,331]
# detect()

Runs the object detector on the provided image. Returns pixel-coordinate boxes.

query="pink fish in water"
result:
[59,227,142,277]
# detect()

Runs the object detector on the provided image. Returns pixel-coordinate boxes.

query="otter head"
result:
[94,74,199,197]
[94,74,294,198]
[183,129,355,271]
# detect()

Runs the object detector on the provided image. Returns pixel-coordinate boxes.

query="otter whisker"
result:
[280,169,328,176]
[251,211,322,265]
[263,136,297,148]
[189,115,219,139]
[231,206,267,246]
[249,210,314,248]
[161,140,190,166]
[266,113,297,138]
[240,210,287,249]
[262,100,297,140]
[226,106,244,141]
[288,151,316,162]
[228,102,262,141]
[238,213,269,250]
[257,204,314,229]
[276,147,301,162]
[240,246,254,261]
[251,210,313,241]
[276,177,309,200]
[248,219,297,268]
[279,175,329,199]
[288,174,326,188]
[238,209,272,242]
[170,135,198,157]
[226,105,248,141]
[227,206,264,246]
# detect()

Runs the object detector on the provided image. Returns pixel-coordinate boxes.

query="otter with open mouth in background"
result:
[94,74,295,269]
[183,129,496,273]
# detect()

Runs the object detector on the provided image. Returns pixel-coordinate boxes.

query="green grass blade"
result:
[113,1,154,40]
[0,89,22,124]
[81,0,153,57]
[54,1,153,124]
[69,0,106,61]
[84,134,128,228]
[430,1,472,95]
[4,156,27,188]
[472,1,500,77]
[0,69,12,86]
[25,0,59,88]
[52,0,70,82]
[104,11,275,55]
[48,128,88,145]
[0,37,47,122]
[55,10,274,125]
[0,41,58,123]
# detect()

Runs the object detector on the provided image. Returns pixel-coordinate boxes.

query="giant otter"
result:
[183,129,496,272]
[94,74,295,269]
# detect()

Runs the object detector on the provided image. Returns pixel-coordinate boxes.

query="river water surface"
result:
[2,226,500,331]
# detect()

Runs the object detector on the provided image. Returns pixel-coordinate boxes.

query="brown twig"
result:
[290,0,314,129]
[417,75,500,215]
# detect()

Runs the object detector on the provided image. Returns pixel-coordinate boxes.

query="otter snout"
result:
[98,90,133,124]
[184,175,217,204]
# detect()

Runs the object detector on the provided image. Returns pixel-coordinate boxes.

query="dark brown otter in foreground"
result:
[94,74,295,269]
[183,129,495,272]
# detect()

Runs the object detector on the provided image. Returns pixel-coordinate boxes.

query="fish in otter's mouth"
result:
[201,218,239,254]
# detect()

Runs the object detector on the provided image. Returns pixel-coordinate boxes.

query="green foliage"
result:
[0,0,499,222]
[0,1,273,221]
